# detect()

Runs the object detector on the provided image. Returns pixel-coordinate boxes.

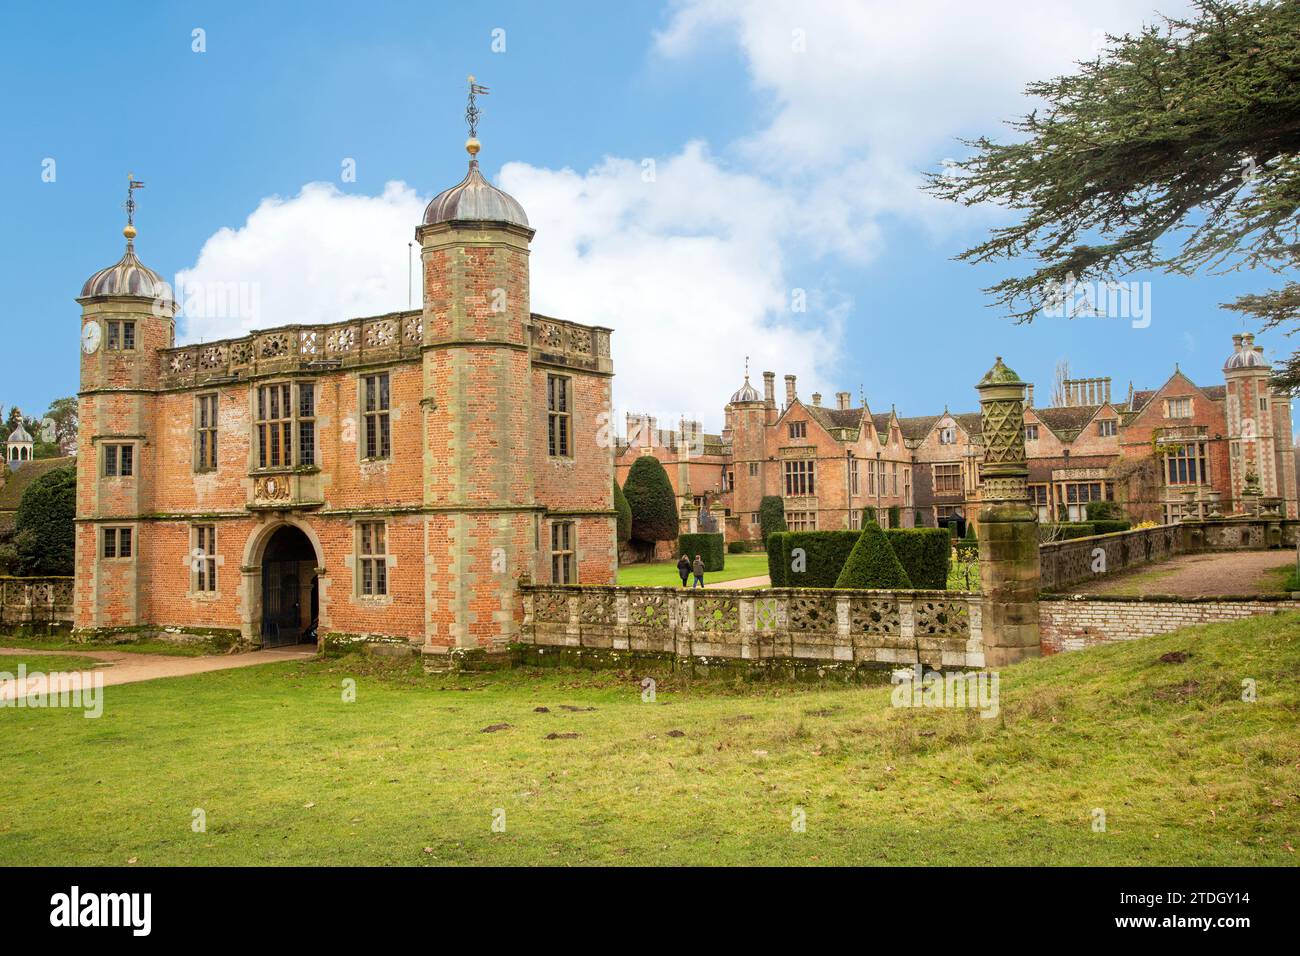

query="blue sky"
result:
[1,0,1288,431]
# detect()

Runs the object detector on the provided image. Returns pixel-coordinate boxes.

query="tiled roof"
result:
[1033,404,1101,439]
[806,405,865,437]
[896,414,942,442]
[0,457,75,511]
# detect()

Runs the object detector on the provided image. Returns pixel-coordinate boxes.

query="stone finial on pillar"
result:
[975,357,1041,666]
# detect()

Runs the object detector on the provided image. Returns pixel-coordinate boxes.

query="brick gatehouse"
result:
[74,138,616,659]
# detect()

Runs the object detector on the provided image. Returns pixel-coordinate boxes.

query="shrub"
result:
[782,530,860,588]
[1053,522,1098,540]
[835,522,912,589]
[623,456,678,543]
[758,496,786,543]
[862,505,877,527]
[887,505,900,528]
[1085,500,1125,522]
[613,479,632,542]
[678,532,724,572]
[1090,519,1132,534]
[14,465,76,575]
[885,528,951,589]
[727,540,749,554]
[955,522,979,561]
[766,532,787,587]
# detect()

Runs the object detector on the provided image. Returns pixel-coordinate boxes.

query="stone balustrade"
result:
[0,576,74,628]
[519,584,984,674]
[1039,517,1299,593]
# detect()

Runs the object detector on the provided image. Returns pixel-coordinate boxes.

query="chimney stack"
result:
[762,371,776,407]
[1026,384,1034,407]
[836,391,851,410]
[784,374,796,407]
[811,392,822,407]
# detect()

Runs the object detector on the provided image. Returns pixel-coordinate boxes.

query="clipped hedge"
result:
[780,530,860,588]
[765,527,951,589]
[885,527,951,589]
[1090,519,1132,535]
[1051,522,1097,540]
[678,532,725,572]
[835,522,912,589]
[887,505,900,529]
[759,496,786,543]
[766,532,788,587]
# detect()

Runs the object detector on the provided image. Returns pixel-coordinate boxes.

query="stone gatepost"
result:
[975,357,1041,665]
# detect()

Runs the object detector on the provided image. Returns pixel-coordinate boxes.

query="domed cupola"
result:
[1224,332,1268,371]
[79,176,174,307]
[729,362,762,405]
[422,80,528,229]
[422,158,529,229]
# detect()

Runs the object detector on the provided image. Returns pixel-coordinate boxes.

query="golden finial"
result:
[465,75,490,160]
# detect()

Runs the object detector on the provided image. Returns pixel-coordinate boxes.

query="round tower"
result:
[417,86,539,658]
[74,178,177,633]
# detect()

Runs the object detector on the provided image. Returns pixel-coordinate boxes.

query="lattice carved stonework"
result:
[981,399,1025,465]
[629,593,668,627]
[534,591,570,624]
[788,595,837,632]
[850,597,901,635]
[578,591,616,626]
[913,599,970,637]
[695,597,739,633]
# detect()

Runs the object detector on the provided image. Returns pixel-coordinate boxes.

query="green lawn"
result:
[1,613,1297,865]
[0,654,107,672]
[0,636,215,657]
[616,552,769,587]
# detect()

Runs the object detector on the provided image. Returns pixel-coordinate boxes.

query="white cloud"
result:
[175,181,425,345]
[173,149,846,431]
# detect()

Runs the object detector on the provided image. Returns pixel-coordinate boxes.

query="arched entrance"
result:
[258,524,320,647]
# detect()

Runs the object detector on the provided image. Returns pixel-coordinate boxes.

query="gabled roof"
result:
[1033,404,1111,441]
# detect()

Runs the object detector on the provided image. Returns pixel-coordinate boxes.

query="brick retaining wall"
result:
[1039,593,1299,653]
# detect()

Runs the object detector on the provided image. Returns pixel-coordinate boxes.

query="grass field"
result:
[0,654,107,672]
[0,636,214,657]
[616,552,769,587]
[1,613,1297,866]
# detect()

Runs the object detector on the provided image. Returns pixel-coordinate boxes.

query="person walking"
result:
[677,554,691,588]
[692,554,705,588]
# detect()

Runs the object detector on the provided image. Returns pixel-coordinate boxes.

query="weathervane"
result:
[123,172,145,239]
[744,355,750,380]
[465,74,490,152]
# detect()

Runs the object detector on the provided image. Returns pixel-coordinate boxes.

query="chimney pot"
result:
[836,391,851,410]
[784,374,797,407]
[812,392,822,407]
[762,371,776,406]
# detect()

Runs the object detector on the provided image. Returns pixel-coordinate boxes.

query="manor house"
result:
[75,136,616,656]
[616,335,1297,540]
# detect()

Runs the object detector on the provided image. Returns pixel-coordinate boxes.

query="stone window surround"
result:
[252,379,317,470]
[358,371,392,463]
[546,372,574,460]
[186,523,223,600]
[101,524,137,561]
[353,519,392,602]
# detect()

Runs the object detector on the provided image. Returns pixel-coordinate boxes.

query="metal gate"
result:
[261,562,302,647]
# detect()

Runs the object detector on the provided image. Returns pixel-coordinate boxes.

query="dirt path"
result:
[0,645,316,702]
[1069,550,1294,597]
[704,575,770,589]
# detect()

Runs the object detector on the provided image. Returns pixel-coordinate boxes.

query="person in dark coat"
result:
[692,554,705,588]
[677,554,691,587]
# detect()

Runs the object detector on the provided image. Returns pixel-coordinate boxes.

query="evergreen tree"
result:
[834,521,912,589]
[622,456,678,543]
[927,1,1300,387]
[758,495,786,542]
[14,465,76,575]
[613,477,632,542]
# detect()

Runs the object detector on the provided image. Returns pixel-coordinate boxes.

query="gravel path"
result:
[0,645,316,702]
[1069,550,1295,597]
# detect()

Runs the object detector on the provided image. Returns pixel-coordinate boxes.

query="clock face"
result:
[81,321,102,355]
